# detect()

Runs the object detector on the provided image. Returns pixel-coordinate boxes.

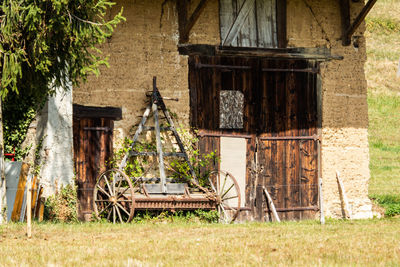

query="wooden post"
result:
[319,178,325,225]
[263,187,280,222]
[336,171,352,219]
[0,98,6,225]
[26,174,32,238]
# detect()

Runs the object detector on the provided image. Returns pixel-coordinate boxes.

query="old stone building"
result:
[33,0,375,221]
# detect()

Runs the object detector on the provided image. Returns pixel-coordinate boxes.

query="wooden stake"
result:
[263,187,280,222]
[319,178,325,225]
[26,174,32,238]
[336,171,352,219]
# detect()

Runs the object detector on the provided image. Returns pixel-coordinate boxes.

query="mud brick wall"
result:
[74,0,219,143]
[74,0,372,219]
[287,0,372,219]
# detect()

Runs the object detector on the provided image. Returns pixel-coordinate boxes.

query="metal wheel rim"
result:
[93,169,135,223]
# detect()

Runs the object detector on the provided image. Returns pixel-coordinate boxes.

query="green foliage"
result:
[366,17,400,34]
[44,184,78,222]
[110,137,157,178]
[370,194,400,217]
[131,210,219,224]
[2,90,44,159]
[0,0,124,161]
[110,127,219,189]
[0,0,125,100]
[112,126,219,188]
[168,127,219,187]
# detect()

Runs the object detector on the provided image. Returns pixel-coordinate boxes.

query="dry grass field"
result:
[0,219,400,266]
[0,2,399,267]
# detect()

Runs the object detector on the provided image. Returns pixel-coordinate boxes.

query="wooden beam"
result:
[178,44,343,61]
[276,0,287,48]
[340,0,351,46]
[177,0,209,44]
[185,0,209,38]
[222,0,256,46]
[176,0,188,43]
[344,0,377,44]
[73,104,122,120]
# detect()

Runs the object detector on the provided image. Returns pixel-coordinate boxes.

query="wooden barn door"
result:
[73,105,121,221]
[189,55,320,221]
[256,59,319,220]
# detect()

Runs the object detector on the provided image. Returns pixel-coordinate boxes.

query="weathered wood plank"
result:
[222,0,256,46]
[256,0,277,47]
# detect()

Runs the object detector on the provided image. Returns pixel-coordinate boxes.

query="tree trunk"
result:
[0,98,6,224]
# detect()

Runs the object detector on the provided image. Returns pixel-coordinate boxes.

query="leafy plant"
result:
[371,194,400,217]
[0,0,125,160]
[168,127,219,187]
[44,184,78,222]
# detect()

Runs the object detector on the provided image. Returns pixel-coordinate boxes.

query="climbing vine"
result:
[2,91,43,160]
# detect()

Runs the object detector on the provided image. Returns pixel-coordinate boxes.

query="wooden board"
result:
[11,163,30,221]
[220,0,277,47]
[220,137,247,207]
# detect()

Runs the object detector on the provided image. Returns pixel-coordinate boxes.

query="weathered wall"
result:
[74,0,220,145]
[22,86,74,197]
[74,0,372,219]
[287,0,372,219]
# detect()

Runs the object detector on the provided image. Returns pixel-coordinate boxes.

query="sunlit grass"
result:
[366,1,400,203]
[0,220,400,266]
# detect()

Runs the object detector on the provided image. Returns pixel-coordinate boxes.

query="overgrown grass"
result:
[366,0,400,216]
[0,219,400,266]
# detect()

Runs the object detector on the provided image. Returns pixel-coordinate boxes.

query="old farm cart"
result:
[93,77,241,223]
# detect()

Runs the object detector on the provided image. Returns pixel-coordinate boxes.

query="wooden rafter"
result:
[177,0,210,43]
[341,0,378,46]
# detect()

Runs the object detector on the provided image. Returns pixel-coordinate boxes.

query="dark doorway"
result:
[189,55,320,221]
[73,105,122,221]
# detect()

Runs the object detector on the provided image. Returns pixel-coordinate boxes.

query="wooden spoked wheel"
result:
[208,170,241,223]
[93,169,135,223]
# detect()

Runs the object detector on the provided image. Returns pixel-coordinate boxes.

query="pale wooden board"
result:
[5,162,22,221]
[220,137,247,207]
[11,163,30,221]
[219,0,277,47]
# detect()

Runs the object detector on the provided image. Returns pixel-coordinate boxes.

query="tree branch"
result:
[67,11,104,26]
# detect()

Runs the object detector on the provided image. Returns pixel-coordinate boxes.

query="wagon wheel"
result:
[208,170,241,223]
[93,169,135,223]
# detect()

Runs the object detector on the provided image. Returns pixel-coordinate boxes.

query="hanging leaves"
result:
[0,0,125,100]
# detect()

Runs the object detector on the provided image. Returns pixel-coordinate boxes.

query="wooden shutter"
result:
[220,0,277,48]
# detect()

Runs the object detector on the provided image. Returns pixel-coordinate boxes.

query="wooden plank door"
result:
[256,59,319,220]
[73,117,114,221]
[189,55,320,221]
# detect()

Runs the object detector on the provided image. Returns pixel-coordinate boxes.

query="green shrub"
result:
[44,185,78,222]
[371,194,400,217]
